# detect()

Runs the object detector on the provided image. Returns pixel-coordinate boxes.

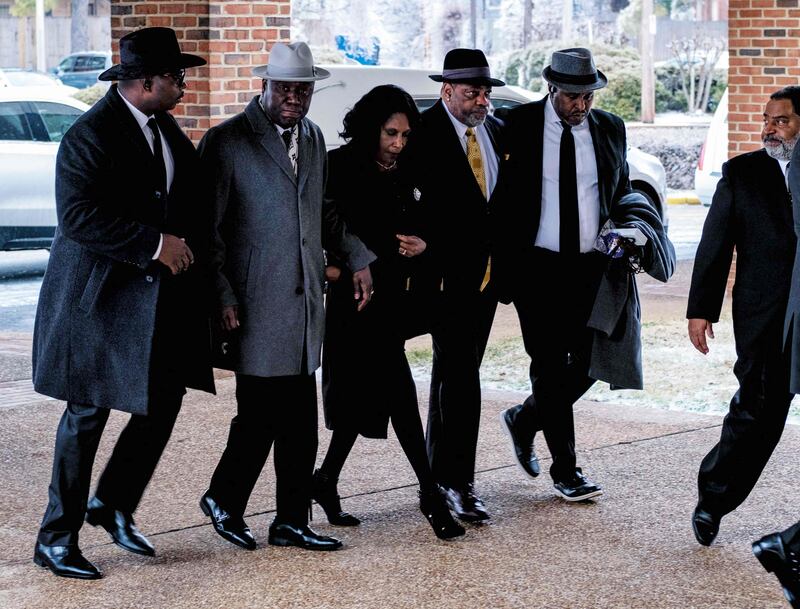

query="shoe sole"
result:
[499,410,539,480]
[33,554,102,580]
[267,537,343,551]
[555,488,604,502]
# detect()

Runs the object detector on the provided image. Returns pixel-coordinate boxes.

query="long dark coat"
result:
[322,144,433,438]
[32,85,215,415]
[787,143,800,393]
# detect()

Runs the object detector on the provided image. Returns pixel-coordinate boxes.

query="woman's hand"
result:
[325,265,342,283]
[396,234,426,258]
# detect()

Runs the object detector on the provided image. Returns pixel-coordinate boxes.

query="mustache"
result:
[763,135,785,143]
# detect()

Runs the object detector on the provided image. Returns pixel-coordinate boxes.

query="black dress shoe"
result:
[553,471,603,502]
[691,505,720,546]
[199,492,256,550]
[753,533,800,608]
[312,469,361,526]
[33,543,102,580]
[419,486,465,540]
[499,407,540,478]
[268,522,343,551]
[85,497,154,556]
[441,483,490,523]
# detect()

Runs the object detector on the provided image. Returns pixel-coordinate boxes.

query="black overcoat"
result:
[786,143,800,393]
[321,144,433,438]
[32,85,215,415]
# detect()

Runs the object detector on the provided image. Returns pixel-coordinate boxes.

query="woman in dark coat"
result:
[314,85,463,540]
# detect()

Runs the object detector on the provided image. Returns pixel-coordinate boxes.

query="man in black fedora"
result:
[32,26,213,579]
[409,48,505,522]
[496,48,672,502]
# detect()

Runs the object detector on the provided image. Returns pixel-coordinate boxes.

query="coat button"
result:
[154,191,162,199]
[295,286,304,295]
[302,238,307,246]
[146,275,154,283]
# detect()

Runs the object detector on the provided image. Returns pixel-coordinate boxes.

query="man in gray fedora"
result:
[197,41,374,551]
[496,48,672,502]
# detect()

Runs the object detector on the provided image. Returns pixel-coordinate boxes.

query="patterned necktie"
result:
[282,127,298,176]
[466,127,491,291]
[465,127,487,198]
[147,117,167,196]
[559,120,579,255]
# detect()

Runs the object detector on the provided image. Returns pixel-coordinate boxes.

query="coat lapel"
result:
[297,118,312,191]
[107,86,158,170]
[588,111,613,223]
[427,101,485,201]
[244,98,297,184]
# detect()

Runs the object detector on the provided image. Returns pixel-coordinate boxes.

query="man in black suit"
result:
[32,28,213,579]
[411,49,504,522]
[498,48,646,502]
[687,86,799,546]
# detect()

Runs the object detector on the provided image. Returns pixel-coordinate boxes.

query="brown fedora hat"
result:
[99,27,206,82]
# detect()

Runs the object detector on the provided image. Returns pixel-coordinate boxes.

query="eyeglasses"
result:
[160,69,186,86]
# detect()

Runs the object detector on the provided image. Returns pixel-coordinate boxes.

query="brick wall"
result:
[728,0,800,157]
[110,0,291,142]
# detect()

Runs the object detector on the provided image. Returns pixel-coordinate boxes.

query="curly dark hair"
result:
[339,84,421,157]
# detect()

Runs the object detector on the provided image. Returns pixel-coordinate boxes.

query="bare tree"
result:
[667,34,725,113]
[71,0,89,53]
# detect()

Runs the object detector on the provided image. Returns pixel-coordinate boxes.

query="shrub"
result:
[72,84,107,106]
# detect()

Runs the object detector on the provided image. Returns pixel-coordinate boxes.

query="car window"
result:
[73,56,91,71]
[0,101,33,141]
[31,102,82,142]
[58,56,75,71]
[86,56,107,70]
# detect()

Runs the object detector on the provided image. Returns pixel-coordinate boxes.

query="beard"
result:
[763,134,799,161]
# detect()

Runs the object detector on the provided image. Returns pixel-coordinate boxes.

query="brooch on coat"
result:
[413,187,421,202]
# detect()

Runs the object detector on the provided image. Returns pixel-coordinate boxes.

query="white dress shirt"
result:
[274,123,299,176]
[778,157,790,190]
[118,89,176,260]
[442,102,499,198]
[536,97,601,253]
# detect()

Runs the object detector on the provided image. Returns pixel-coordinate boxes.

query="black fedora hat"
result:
[429,48,505,87]
[542,47,607,93]
[99,27,206,82]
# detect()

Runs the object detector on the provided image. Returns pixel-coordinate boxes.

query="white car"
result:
[308,65,668,227]
[0,68,79,96]
[0,88,89,250]
[695,88,728,206]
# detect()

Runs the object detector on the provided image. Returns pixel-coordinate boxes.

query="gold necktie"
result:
[466,127,487,198]
[466,128,491,291]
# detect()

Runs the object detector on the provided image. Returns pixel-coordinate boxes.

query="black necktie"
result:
[281,128,293,150]
[147,118,167,196]
[559,120,579,255]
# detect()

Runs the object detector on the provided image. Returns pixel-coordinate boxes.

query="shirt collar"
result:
[442,100,472,139]
[118,88,153,130]
[546,94,589,131]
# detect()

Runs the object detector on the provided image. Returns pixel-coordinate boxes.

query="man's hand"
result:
[397,234,427,258]
[158,234,194,275]
[688,318,714,354]
[220,305,240,331]
[352,266,373,312]
[325,265,342,283]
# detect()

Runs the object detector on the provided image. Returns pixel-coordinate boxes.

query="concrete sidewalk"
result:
[0,377,795,609]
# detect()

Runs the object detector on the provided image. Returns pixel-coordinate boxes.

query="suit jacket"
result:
[493,96,639,302]
[32,85,215,415]
[199,97,375,378]
[783,144,800,393]
[409,100,504,295]
[688,149,795,360]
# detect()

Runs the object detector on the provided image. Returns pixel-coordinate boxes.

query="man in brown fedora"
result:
[497,48,672,502]
[408,48,505,523]
[197,42,374,552]
[32,27,212,579]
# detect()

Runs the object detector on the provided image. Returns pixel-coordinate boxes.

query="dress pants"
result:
[506,248,605,483]
[37,383,184,547]
[697,323,792,517]
[426,282,498,487]
[208,372,318,526]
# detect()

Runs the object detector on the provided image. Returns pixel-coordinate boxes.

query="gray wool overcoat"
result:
[32,85,216,414]
[199,97,375,377]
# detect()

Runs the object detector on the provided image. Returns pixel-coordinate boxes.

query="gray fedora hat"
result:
[542,47,607,93]
[252,42,330,82]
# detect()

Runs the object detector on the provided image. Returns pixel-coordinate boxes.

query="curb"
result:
[667,193,701,205]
